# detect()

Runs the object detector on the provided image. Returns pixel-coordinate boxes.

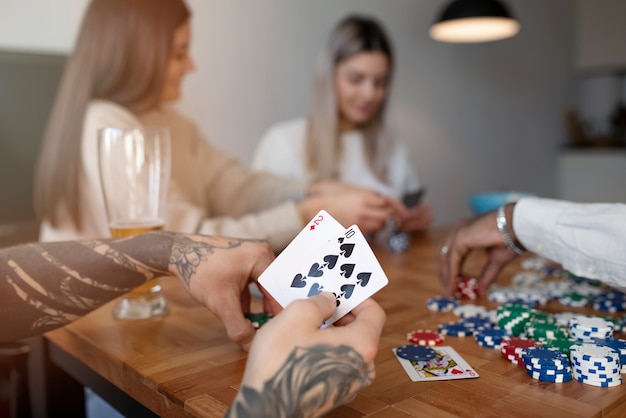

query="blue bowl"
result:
[468,191,534,215]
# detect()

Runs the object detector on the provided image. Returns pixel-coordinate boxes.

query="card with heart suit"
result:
[258,210,345,303]
[393,346,479,382]
[258,212,389,325]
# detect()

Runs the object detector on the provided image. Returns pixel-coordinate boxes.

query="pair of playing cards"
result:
[393,345,479,382]
[258,210,389,326]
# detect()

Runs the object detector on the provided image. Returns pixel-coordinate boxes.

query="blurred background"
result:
[0,0,625,246]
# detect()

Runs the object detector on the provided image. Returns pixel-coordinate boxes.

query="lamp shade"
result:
[430,0,520,43]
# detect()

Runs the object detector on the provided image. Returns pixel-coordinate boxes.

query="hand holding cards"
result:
[258,210,389,326]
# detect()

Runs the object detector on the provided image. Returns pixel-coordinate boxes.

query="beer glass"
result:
[97,127,171,319]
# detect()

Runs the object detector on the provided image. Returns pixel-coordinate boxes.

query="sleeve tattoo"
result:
[226,344,374,418]
[0,231,258,342]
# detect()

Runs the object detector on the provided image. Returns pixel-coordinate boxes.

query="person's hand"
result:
[299,184,408,234]
[398,202,434,232]
[167,235,279,350]
[439,204,518,297]
[227,292,385,417]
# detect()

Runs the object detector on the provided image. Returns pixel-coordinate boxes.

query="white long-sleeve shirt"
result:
[514,197,626,288]
[251,118,420,199]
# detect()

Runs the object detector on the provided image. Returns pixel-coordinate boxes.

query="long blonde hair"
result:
[34,0,190,229]
[305,14,394,182]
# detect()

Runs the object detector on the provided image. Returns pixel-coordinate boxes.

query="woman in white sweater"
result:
[34,0,406,253]
[252,14,433,233]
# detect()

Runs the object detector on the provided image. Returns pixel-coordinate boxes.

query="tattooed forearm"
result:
[169,236,262,286]
[226,344,374,418]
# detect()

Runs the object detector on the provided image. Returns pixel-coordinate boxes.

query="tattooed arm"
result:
[0,231,276,349]
[226,293,385,418]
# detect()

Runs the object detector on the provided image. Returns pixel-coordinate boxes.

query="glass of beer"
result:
[97,127,171,319]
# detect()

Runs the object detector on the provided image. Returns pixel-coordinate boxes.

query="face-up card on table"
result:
[258,210,345,303]
[260,218,389,326]
[393,346,479,382]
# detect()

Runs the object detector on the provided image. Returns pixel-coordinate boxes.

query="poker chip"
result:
[592,291,626,313]
[520,347,573,383]
[426,296,459,312]
[558,293,591,308]
[474,328,508,349]
[438,322,473,337]
[244,312,273,329]
[407,329,444,346]
[570,343,622,387]
[501,337,542,364]
[568,316,614,342]
[459,316,493,332]
[452,304,488,319]
[455,276,479,300]
[395,344,437,361]
[511,271,544,286]
[594,338,626,373]
[387,232,410,253]
[520,257,548,271]
[496,304,536,337]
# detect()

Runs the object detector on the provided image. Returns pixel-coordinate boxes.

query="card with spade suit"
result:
[258,210,345,303]
[258,212,389,326]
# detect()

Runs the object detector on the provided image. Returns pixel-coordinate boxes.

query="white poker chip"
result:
[452,304,488,318]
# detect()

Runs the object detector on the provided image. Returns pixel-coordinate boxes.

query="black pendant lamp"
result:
[430,0,520,43]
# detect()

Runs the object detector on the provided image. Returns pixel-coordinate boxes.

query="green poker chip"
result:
[245,312,273,329]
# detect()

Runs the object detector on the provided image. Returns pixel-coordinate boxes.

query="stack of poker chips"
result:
[437,321,474,337]
[570,343,622,387]
[592,290,626,313]
[501,337,541,365]
[426,296,458,312]
[558,292,593,308]
[522,318,569,342]
[407,329,444,346]
[496,304,537,337]
[244,312,273,329]
[520,347,573,383]
[474,328,508,349]
[455,276,479,300]
[595,338,626,374]
[568,315,614,342]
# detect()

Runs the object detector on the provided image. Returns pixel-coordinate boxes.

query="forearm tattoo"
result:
[226,344,375,418]
[0,234,173,342]
[168,235,259,286]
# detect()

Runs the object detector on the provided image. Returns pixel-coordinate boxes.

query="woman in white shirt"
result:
[252,14,433,232]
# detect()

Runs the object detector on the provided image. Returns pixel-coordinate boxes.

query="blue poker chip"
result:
[387,232,410,253]
[395,344,437,361]
[426,297,459,312]
[438,322,473,337]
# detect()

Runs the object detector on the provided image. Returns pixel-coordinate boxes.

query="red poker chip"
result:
[501,337,541,361]
[407,329,444,346]
[455,276,479,300]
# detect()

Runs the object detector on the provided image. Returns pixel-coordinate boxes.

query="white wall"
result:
[0,0,576,226]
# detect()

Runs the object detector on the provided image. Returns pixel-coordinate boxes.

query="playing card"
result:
[393,346,479,382]
[258,210,345,303]
[275,224,389,326]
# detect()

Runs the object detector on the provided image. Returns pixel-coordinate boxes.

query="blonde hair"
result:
[305,14,394,182]
[34,0,190,229]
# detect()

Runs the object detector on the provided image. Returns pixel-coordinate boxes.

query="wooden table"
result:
[45,227,626,417]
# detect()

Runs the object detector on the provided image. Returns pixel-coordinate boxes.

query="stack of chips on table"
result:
[595,338,626,373]
[501,337,542,364]
[568,316,614,342]
[592,290,626,313]
[570,343,622,387]
[520,347,573,383]
[474,328,508,349]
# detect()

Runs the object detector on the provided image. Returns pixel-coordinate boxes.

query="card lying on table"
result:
[393,345,479,382]
[258,210,389,326]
